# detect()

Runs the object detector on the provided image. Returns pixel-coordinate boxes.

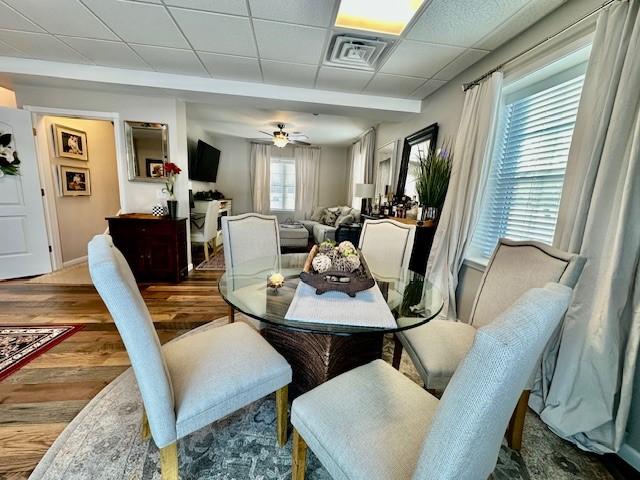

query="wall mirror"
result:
[374,140,399,197]
[125,121,169,182]
[396,123,439,201]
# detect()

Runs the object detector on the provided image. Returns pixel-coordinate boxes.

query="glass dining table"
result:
[219,253,443,395]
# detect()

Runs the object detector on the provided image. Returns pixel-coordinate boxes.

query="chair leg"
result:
[228,305,235,323]
[159,443,178,480]
[204,242,209,261]
[507,390,530,451]
[292,428,308,480]
[276,386,288,447]
[141,411,150,441]
[392,335,403,370]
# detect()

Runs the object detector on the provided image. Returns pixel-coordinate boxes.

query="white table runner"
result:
[284,282,397,329]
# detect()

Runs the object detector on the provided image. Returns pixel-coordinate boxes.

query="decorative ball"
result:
[338,241,356,256]
[344,254,361,272]
[332,257,352,272]
[268,272,285,288]
[326,248,340,262]
[318,240,336,254]
[312,253,332,273]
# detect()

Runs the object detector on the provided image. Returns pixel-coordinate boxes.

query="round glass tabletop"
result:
[218,253,443,334]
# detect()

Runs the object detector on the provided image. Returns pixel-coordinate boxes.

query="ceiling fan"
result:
[257,123,310,148]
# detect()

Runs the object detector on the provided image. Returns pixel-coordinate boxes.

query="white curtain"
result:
[294,146,320,220]
[250,143,271,214]
[348,128,376,209]
[531,0,640,453]
[424,72,503,319]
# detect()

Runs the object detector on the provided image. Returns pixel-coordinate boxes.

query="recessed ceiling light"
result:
[335,0,425,36]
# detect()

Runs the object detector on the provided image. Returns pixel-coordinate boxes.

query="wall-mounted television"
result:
[189,140,220,182]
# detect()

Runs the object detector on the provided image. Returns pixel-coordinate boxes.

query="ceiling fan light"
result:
[273,136,289,148]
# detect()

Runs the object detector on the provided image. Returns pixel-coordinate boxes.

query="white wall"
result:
[318,146,348,207]
[42,116,120,264]
[15,85,192,265]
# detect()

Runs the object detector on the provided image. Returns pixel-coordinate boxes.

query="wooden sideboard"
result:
[107,214,188,283]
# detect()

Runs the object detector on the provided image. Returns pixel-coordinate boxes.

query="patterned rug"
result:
[0,325,83,380]
[195,251,225,271]
[29,319,612,480]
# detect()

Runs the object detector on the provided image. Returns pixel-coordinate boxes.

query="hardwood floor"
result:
[0,268,226,479]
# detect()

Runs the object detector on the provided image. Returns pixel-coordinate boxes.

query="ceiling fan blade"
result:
[290,140,311,146]
[289,134,309,139]
[258,130,274,137]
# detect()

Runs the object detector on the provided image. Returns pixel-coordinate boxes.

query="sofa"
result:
[300,206,361,243]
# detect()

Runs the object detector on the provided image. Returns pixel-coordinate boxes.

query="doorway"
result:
[33,113,122,273]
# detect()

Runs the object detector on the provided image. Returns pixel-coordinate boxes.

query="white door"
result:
[0,107,51,280]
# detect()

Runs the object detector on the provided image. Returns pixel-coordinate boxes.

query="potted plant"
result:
[414,146,452,224]
[0,132,20,177]
[162,162,182,219]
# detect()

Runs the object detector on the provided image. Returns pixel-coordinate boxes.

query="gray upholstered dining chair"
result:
[222,213,282,321]
[290,283,573,480]
[88,235,292,480]
[190,200,219,261]
[358,218,416,279]
[395,238,585,450]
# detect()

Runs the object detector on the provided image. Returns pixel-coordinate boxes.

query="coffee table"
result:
[219,254,443,396]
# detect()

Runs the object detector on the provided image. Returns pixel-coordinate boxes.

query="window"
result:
[270,156,295,211]
[469,61,587,260]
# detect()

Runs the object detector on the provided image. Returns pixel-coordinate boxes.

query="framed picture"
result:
[59,165,91,196]
[53,124,88,161]
[146,158,165,178]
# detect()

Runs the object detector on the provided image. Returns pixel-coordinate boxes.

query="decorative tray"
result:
[299,242,375,297]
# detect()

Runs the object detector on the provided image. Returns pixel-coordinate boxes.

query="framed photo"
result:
[53,124,88,161]
[59,165,91,196]
[146,158,164,178]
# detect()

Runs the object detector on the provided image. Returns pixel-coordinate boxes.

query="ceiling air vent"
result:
[325,34,390,71]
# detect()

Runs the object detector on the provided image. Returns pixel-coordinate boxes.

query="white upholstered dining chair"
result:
[190,200,219,262]
[290,283,573,480]
[395,238,585,449]
[88,235,292,480]
[222,213,281,321]
[359,218,416,279]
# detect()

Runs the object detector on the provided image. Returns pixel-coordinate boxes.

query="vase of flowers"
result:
[162,162,182,219]
[414,145,453,225]
[0,132,21,177]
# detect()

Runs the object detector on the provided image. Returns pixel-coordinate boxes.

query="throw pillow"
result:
[321,209,339,226]
[335,213,354,227]
[339,206,353,216]
[310,206,325,222]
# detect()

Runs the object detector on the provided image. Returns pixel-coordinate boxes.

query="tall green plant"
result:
[414,145,452,208]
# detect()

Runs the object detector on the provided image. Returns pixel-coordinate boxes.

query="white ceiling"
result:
[187,103,371,146]
[0,0,567,100]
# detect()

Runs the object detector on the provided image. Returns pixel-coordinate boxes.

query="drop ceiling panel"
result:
[198,52,261,81]
[60,37,151,69]
[248,0,336,27]
[475,0,566,50]
[411,79,447,99]
[364,73,426,98]
[82,0,189,48]
[380,40,464,78]
[253,20,326,64]
[0,30,89,63]
[164,0,249,15]
[4,0,118,41]
[433,48,489,81]
[0,3,44,33]
[131,44,208,76]
[407,0,529,47]
[169,8,256,56]
[316,67,373,92]
[261,60,317,88]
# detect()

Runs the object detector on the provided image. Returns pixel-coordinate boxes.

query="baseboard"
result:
[619,443,640,472]
[62,255,87,268]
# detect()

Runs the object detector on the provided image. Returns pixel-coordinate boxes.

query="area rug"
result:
[30,320,612,480]
[28,262,93,285]
[0,325,83,380]
[196,251,225,271]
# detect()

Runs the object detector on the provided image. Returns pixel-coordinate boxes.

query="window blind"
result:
[270,157,296,211]
[470,72,585,259]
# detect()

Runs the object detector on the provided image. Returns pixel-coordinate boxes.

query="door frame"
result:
[24,106,127,271]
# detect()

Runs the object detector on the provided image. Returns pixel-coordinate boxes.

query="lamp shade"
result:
[355,183,375,198]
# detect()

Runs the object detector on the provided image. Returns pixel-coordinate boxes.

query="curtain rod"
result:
[462,0,617,92]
